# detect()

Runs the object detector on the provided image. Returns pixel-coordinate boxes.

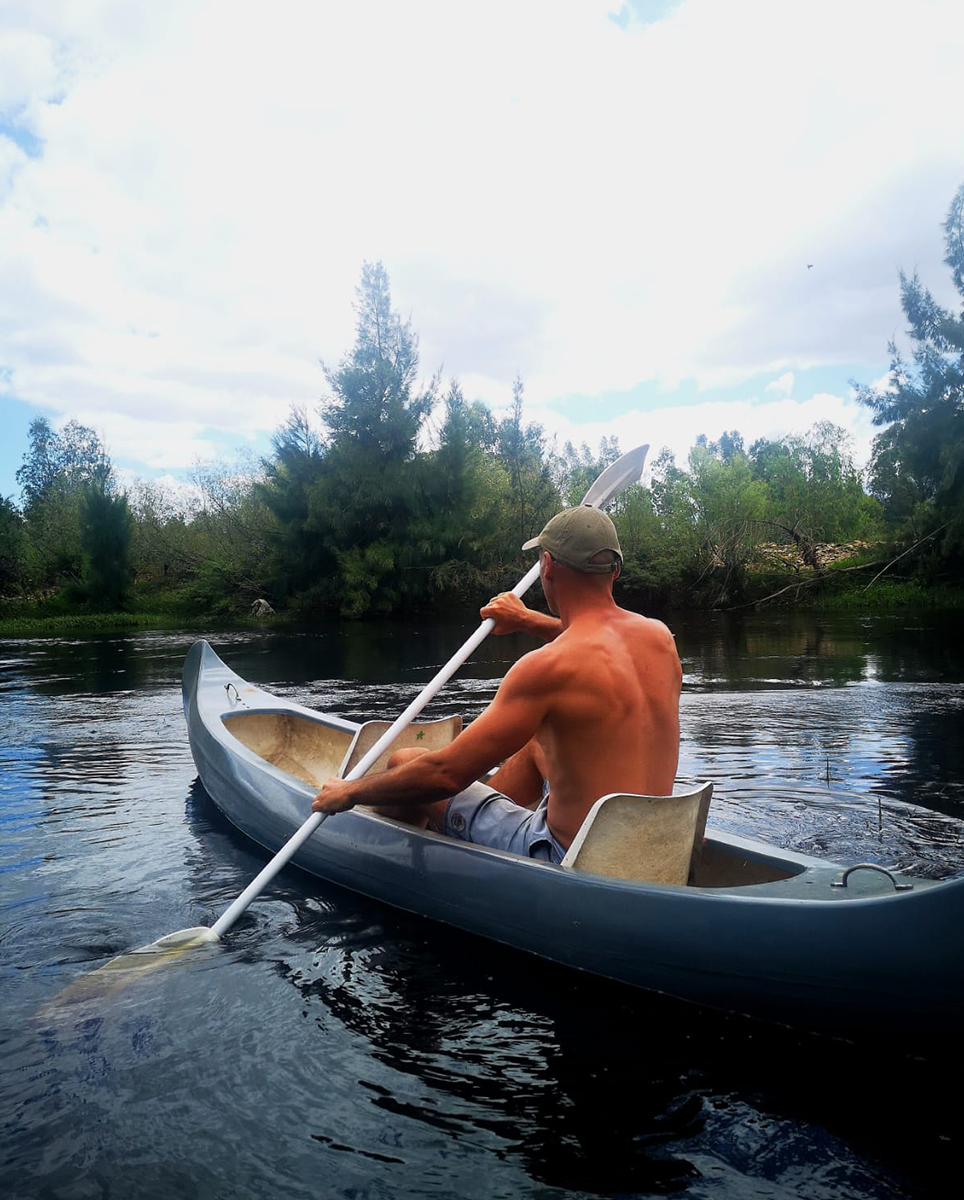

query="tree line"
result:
[2,183,963,619]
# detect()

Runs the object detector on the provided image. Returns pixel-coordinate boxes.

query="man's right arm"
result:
[481,592,561,642]
[313,653,552,815]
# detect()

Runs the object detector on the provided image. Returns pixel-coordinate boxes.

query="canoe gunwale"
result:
[184,641,952,902]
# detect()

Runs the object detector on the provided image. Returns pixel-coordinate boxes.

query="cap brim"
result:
[521,536,541,551]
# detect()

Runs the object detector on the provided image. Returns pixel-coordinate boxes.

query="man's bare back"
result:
[516,604,681,847]
[313,510,682,856]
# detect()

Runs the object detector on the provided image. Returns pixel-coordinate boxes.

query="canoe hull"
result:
[183,640,964,1032]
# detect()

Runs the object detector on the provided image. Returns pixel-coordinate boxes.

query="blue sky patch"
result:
[546,362,883,425]
[609,1,682,30]
[0,119,42,160]
[0,397,48,502]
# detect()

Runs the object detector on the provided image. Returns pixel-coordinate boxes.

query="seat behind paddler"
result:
[338,715,463,779]
[560,781,713,886]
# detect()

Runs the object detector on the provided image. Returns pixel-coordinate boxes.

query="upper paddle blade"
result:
[581,444,649,509]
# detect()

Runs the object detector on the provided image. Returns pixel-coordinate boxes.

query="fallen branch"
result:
[725,560,885,611]
[861,523,949,591]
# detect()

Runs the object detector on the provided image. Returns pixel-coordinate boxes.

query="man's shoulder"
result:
[638,612,676,642]
[516,609,677,664]
[508,637,579,691]
[504,640,562,685]
[614,606,675,640]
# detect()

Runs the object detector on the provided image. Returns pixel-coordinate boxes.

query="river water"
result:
[2,611,963,1199]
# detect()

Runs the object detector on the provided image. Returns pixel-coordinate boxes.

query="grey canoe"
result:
[183,639,964,1032]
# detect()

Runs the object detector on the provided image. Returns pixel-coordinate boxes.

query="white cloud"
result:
[0,26,58,115]
[0,0,962,486]
[121,470,204,516]
[54,409,219,471]
[765,373,795,397]
[867,370,895,395]
[527,390,880,472]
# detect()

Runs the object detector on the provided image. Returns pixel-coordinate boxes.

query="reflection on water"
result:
[2,613,963,1199]
[275,896,956,1198]
[675,609,964,689]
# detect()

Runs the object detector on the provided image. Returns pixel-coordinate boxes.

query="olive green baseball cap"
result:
[522,505,622,573]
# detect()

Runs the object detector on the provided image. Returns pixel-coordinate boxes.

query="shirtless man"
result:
[312,505,682,863]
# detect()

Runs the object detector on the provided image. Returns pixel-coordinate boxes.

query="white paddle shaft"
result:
[210,560,541,937]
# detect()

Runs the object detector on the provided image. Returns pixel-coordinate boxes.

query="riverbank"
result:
[3,574,963,636]
[0,585,286,635]
[714,575,964,614]
[0,610,190,635]
[0,608,291,636]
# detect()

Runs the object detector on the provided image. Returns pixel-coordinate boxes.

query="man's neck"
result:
[555,588,619,631]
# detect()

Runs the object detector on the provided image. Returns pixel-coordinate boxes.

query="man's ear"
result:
[542,551,555,577]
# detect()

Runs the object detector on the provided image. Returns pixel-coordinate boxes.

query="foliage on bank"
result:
[854,181,964,571]
[2,183,964,620]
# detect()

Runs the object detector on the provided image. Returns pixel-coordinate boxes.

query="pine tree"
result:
[495,375,558,549]
[321,261,436,464]
[856,182,964,567]
[81,484,133,608]
[0,496,25,595]
[310,262,439,615]
[258,406,328,599]
[419,381,507,589]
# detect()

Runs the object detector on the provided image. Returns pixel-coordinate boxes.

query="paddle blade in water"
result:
[98,925,221,970]
[38,927,220,1015]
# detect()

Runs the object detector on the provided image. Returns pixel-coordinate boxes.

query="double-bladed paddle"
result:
[66,443,649,988]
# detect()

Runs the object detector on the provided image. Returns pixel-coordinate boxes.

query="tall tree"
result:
[257,406,327,599]
[321,261,436,462]
[15,417,114,590]
[856,181,964,568]
[80,484,133,608]
[749,423,880,563]
[417,381,508,593]
[16,418,62,515]
[0,496,25,596]
[688,437,767,603]
[310,261,439,616]
[495,374,558,550]
[16,417,112,514]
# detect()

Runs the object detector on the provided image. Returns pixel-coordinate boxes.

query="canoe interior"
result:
[222,712,353,788]
[221,708,802,889]
[693,840,799,886]
[221,709,463,790]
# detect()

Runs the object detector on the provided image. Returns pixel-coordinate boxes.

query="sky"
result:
[1,0,963,503]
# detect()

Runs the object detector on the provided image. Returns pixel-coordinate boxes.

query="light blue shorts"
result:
[443,781,567,864]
